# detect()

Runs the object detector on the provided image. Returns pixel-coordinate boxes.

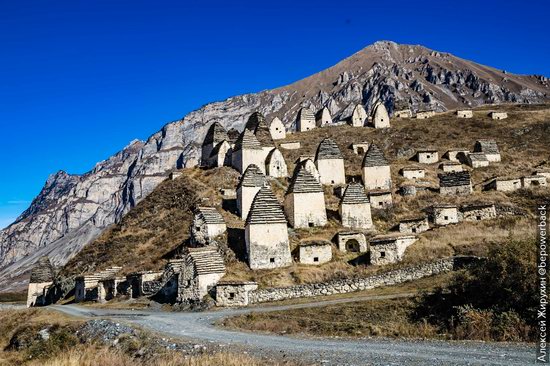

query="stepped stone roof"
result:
[417,148,438,153]
[203,122,228,146]
[233,129,262,151]
[440,161,462,166]
[29,256,55,283]
[439,171,471,187]
[237,164,266,188]
[341,183,369,205]
[297,107,315,122]
[315,138,343,160]
[195,206,225,225]
[468,152,488,161]
[186,246,225,275]
[245,112,274,147]
[299,239,332,247]
[474,140,500,154]
[246,186,287,225]
[362,144,389,167]
[287,165,323,194]
[402,165,425,171]
[227,128,240,144]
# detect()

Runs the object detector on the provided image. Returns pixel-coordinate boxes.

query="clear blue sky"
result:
[1,0,549,229]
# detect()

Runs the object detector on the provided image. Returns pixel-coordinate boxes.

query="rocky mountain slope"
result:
[1,40,549,292]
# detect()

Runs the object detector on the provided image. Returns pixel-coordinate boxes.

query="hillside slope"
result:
[61,104,550,288]
[1,41,549,292]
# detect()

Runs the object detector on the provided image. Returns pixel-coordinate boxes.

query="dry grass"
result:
[26,346,298,366]
[222,273,454,339]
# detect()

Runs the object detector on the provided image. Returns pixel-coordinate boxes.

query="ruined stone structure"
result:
[456,110,473,118]
[284,166,327,228]
[444,149,469,162]
[351,104,367,127]
[372,101,390,128]
[297,240,332,265]
[265,148,288,178]
[489,111,508,120]
[315,107,333,127]
[339,183,373,229]
[177,246,225,303]
[269,117,286,140]
[246,186,292,269]
[362,144,391,190]
[27,256,55,307]
[215,281,258,307]
[98,276,126,302]
[485,177,522,192]
[415,110,435,119]
[416,149,439,164]
[351,142,369,155]
[237,164,266,220]
[75,266,122,302]
[369,235,417,265]
[440,162,463,173]
[400,166,425,179]
[399,217,429,234]
[201,122,231,167]
[296,107,316,132]
[460,204,496,221]
[394,109,412,118]
[535,170,550,180]
[315,138,346,185]
[399,184,417,197]
[232,129,265,174]
[474,140,501,162]
[522,175,548,188]
[464,152,489,168]
[126,271,163,298]
[368,190,393,209]
[336,231,367,253]
[191,206,227,245]
[431,205,459,226]
[439,171,472,196]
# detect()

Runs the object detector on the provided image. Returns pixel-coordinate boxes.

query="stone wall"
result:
[248,257,471,304]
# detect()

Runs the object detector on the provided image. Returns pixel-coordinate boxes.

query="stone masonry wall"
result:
[249,257,469,304]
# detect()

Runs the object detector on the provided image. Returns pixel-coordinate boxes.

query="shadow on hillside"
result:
[227,228,246,262]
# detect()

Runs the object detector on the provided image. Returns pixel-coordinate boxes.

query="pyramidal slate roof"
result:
[474,140,500,154]
[233,129,262,151]
[186,246,226,275]
[196,206,225,225]
[362,144,389,167]
[287,165,323,194]
[237,164,266,188]
[29,256,55,283]
[439,171,471,187]
[244,112,264,131]
[315,138,343,160]
[246,186,287,225]
[250,113,274,147]
[341,183,369,205]
[203,122,228,146]
[227,128,240,144]
[297,107,315,122]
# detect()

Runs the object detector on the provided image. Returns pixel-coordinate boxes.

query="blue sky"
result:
[0,0,549,229]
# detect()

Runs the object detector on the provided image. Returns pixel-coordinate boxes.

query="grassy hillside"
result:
[63,104,550,288]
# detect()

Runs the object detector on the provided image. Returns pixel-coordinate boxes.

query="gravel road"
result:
[51,293,534,366]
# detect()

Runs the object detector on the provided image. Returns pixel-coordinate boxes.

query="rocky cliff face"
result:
[0,41,548,291]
